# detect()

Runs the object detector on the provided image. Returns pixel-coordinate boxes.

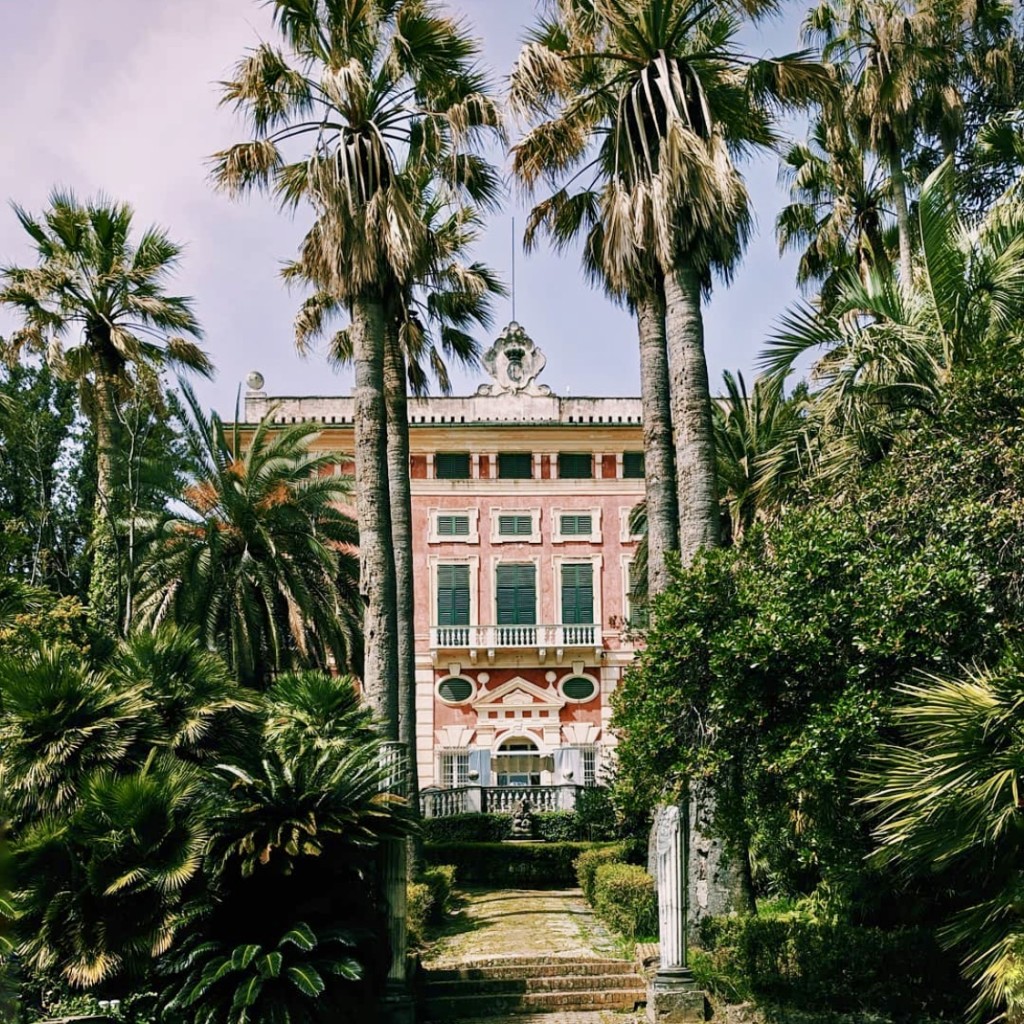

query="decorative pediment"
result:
[472,676,565,713]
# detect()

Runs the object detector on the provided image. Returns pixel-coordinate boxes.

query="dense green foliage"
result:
[407,865,457,948]
[424,841,617,888]
[591,863,657,940]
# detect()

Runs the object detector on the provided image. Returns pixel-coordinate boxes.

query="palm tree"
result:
[762,158,1024,471]
[777,114,894,307]
[135,385,360,689]
[214,0,501,732]
[0,192,209,631]
[511,0,828,571]
[862,659,1024,1019]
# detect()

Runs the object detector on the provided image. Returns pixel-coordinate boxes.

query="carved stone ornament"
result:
[477,322,552,397]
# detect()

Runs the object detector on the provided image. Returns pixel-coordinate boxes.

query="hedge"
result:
[421,813,511,843]
[407,864,458,947]
[574,844,626,903]
[697,915,969,1019]
[592,863,658,940]
[424,842,618,887]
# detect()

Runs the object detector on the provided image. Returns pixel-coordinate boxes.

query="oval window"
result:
[561,676,597,702]
[437,677,474,704]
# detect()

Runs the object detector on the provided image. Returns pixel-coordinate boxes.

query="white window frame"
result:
[551,554,603,628]
[429,555,479,627]
[428,507,480,544]
[621,554,646,630]
[551,506,602,544]
[435,674,477,706]
[438,748,470,788]
[490,555,542,624]
[490,507,542,544]
[620,506,644,543]
[557,670,600,704]
[581,744,599,786]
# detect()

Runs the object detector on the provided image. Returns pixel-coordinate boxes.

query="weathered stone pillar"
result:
[379,741,414,1024]
[648,803,707,1023]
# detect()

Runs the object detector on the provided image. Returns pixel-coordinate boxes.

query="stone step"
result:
[426,959,640,981]
[424,1014,641,1024]
[423,986,646,1019]
[425,971,645,996]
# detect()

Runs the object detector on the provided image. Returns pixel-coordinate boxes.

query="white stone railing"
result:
[418,785,582,817]
[430,624,600,651]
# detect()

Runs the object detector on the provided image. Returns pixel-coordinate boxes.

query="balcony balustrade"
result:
[419,784,583,817]
[430,623,602,659]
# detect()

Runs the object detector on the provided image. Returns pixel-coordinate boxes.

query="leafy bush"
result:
[574,844,626,903]
[425,842,615,887]
[592,863,657,940]
[573,786,619,841]
[697,914,968,1019]
[421,813,511,843]
[534,811,579,842]
[407,865,458,948]
[407,882,432,948]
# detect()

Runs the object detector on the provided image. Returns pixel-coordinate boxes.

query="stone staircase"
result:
[420,955,647,1020]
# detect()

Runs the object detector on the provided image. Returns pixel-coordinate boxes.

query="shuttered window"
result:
[628,561,648,628]
[561,563,594,625]
[437,564,470,626]
[498,452,533,479]
[436,514,470,537]
[498,513,533,537]
[435,452,470,479]
[559,513,593,537]
[623,451,644,478]
[558,452,592,479]
[495,563,536,625]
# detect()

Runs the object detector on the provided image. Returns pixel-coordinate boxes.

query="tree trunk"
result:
[890,156,914,287]
[87,362,123,636]
[351,296,400,738]
[663,264,721,566]
[636,278,679,599]
[383,327,422,827]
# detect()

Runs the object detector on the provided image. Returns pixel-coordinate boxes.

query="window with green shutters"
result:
[435,452,470,479]
[436,514,470,537]
[498,452,533,479]
[436,564,470,626]
[628,561,648,628]
[558,452,593,479]
[559,513,593,537]
[561,562,594,624]
[497,513,534,537]
[495,563,537,625]
[623,451,644,478]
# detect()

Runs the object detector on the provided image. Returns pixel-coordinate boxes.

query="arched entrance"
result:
[495,736,542,787]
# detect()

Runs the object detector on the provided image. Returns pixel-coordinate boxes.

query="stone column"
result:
[648,803,707,1023]
[379,742,414,1024]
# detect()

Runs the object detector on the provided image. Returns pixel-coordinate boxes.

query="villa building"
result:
[244,322,645,815]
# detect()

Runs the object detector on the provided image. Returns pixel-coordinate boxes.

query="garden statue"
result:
[511,797,533,838]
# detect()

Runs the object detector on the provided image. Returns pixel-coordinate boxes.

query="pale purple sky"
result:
[0,0,807,412]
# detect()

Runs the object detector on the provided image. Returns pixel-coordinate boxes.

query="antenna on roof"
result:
[511,216,517,322]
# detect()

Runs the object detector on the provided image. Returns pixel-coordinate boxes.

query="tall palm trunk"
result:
[636,278,678,598]
[351,296,399,739]
[383,326,421,812]
[663,264,721,565]
[889,156,914,286]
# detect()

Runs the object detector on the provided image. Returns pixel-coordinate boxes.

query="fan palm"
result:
[511,0,828,571]
[777,113,894,307]
[0,192,209,630]
[214,0,501,730]
[862,659,1024,1019]
[135,385,359,689]
[762,158,1024,471]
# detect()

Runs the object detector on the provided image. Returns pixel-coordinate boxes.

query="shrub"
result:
[697,913,969,1019]
[421,813,511,843]
[421,864,456,922]
[407,881,433,948]
[534,811,580,842]
[574,844,625,903]
[573,786,618,841]
[592,863,657,940]
[425,842,616,887]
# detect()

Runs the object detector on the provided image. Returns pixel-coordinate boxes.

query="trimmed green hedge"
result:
[698,915,968,1019]
[574,844,626,903]
[424,842,618,887]
[421,814,511,843]
[592,863,657,940]
[407,864,458,947]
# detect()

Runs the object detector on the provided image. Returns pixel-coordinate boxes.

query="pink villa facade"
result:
[244,324,645,813]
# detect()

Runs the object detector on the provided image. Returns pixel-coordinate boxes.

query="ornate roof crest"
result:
[477,322,552,397]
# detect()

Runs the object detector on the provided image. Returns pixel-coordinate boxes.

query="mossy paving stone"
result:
[422,887,625,967]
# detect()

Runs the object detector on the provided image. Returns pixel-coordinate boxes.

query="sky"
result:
[0,0,810,413]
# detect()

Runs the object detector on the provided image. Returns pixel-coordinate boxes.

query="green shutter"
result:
[437,514,470,537]
[558,453,593,479]
[560,513,593,537]
[498,452,533,479]
[498,513,533,536]
[495,563,536,625]
[561,563,594,624]
[436,453,470,479]
[437,564,470,626]
[628,561,648,628]
[623,451,644,478]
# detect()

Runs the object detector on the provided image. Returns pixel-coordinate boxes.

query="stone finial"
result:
[246,370,265,393]
[477,322,552,397]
